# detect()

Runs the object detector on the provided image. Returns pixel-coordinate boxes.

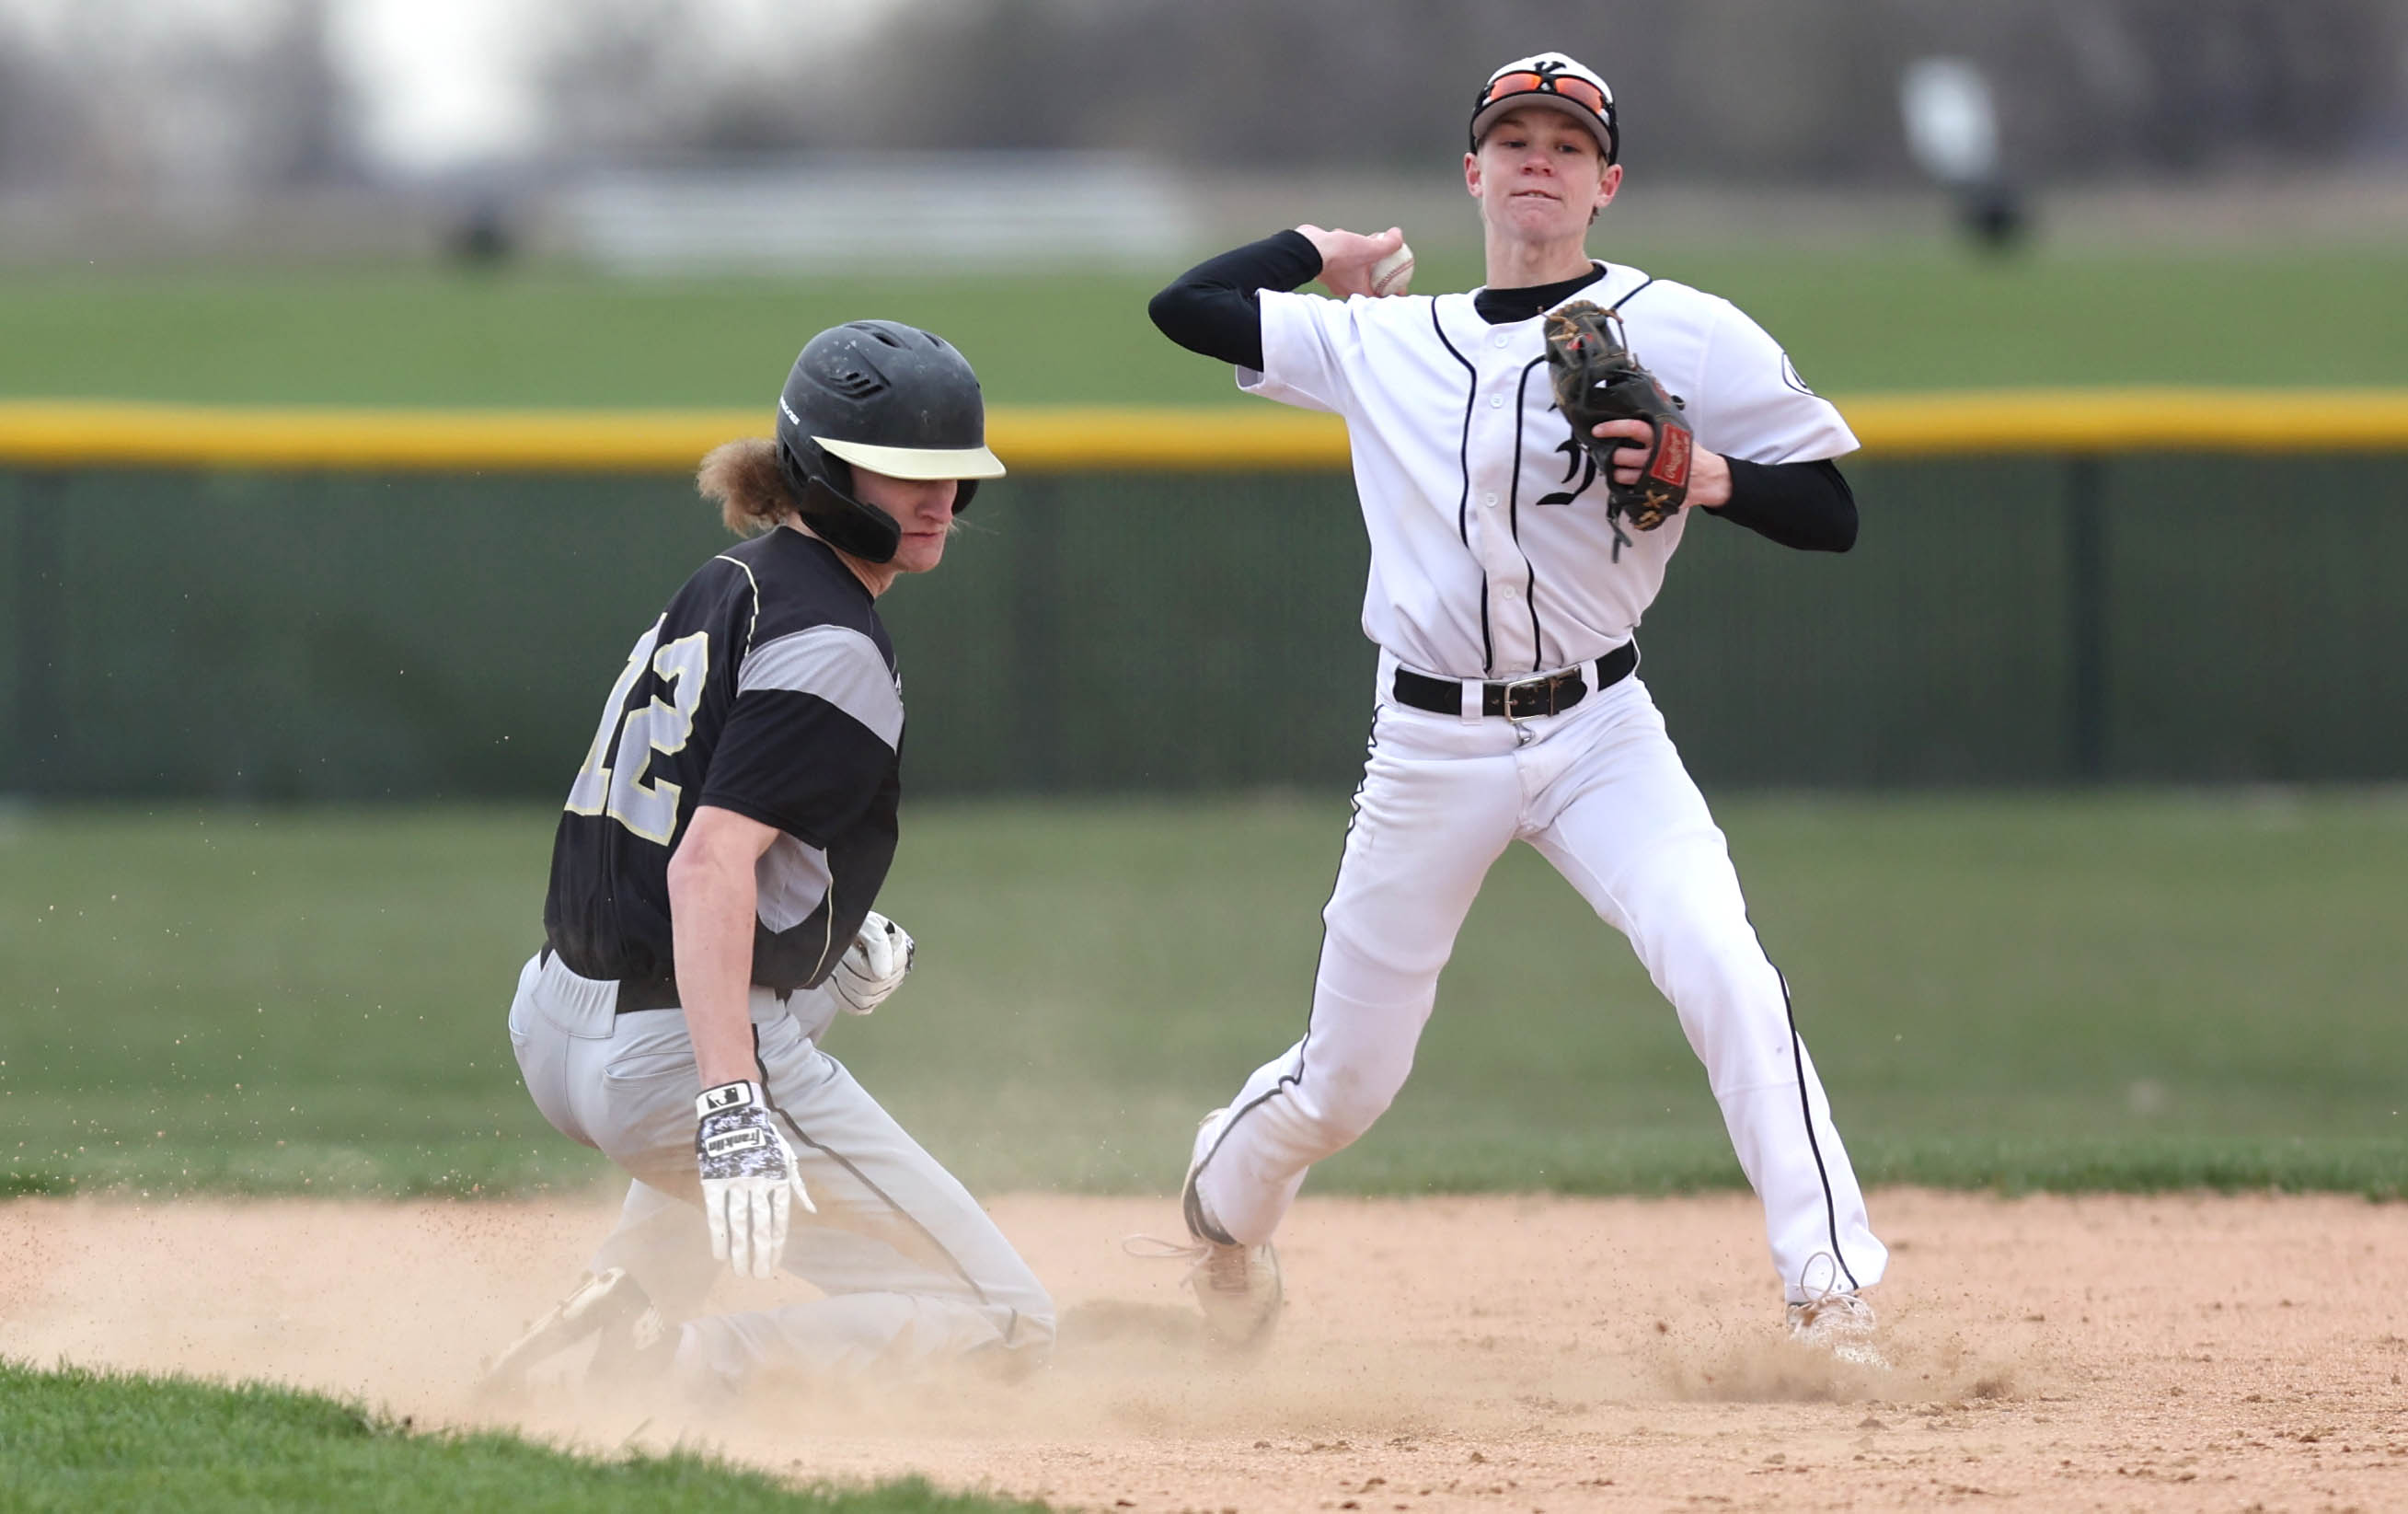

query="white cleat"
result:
[1180,1107,1284,1350]
[1787,1251,1885,1368]
[1190,1236,1284,1350]
[478,1266,673,1396]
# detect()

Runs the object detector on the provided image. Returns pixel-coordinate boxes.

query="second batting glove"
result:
[831,910,915,1015]
[695,1080,813,1279]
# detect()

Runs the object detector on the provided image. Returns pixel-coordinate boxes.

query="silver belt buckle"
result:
[1502,671,1556,722]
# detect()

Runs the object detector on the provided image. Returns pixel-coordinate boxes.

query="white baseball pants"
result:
[508,950,1054,1392]
[1191,658,1886,1303]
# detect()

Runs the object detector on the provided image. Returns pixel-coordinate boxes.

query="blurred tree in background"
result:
[540,0,2408,181]
[0,0,354,191]
[0,0,2399,189]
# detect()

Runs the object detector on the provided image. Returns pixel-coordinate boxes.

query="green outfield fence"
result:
[5,391,2407,800]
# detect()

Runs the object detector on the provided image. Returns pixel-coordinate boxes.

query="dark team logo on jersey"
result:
[1541,426,1634,561]
[1780,352,1817,397]
[1539,434,1596,508]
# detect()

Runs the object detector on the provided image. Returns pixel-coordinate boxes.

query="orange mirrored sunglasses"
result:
[1479,70,1610,116]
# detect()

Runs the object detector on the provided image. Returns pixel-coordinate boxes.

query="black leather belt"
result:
[1391,641,1638,720]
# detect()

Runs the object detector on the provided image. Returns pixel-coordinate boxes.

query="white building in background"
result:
[555,154,1199,274]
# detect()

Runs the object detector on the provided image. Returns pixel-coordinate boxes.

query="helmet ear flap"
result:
[775,435,904,563]
[776,435,852,504]
[802,478,902,562]
[773,435,812,507]
[954,478,978,514]
[816,443,855,503]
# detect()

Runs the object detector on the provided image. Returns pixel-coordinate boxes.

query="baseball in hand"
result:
[1369,241,1415,296]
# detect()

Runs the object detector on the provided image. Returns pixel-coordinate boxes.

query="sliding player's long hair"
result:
[697,436,798,537]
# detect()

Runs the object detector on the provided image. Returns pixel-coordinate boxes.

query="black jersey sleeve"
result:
[697,623,903,845]
[1147,229,1325,371]
[1708,457,1859,553]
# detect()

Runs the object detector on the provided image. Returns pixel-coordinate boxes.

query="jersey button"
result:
[1492,335,1511,349]
[1488,395,1505,410]
[1482,491,1499,507]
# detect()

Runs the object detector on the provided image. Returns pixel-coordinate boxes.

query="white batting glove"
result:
[694,1080,814,1279]
[830,910,915,1015]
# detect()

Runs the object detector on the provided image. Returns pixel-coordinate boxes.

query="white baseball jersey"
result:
[1239,263,1857,681]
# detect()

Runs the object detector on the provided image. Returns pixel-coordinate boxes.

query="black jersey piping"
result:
[1509,354,1553,670]
[751,1024,997,1308]
[1188,707,1382,1246]
[1771,965,1860,1291]
[1428,300,1493,674]
[1431,300,1476,547]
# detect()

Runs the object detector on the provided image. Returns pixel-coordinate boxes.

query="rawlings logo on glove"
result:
[695,1079,814,1278]
[1544,299,1693,532]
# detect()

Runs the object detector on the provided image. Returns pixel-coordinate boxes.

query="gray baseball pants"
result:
[507,949,1054,1392]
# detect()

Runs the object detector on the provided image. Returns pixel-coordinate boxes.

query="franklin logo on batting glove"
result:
[695,1079,815,1279]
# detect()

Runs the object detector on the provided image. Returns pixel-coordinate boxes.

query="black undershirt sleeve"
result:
[1147,229,1324,371]
[1709,457,1859,553]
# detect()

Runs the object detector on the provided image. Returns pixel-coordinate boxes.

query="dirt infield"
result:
[3,1190,2403,1511]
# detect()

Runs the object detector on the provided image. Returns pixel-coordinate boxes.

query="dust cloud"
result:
[4,1190,2403,1511]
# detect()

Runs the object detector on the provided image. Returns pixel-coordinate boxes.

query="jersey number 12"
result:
[564,618,711,845]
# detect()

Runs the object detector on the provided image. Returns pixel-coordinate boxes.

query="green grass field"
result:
[4,247,2404,408]
[4,793,2402,1201]
[0,1359,1031,1514]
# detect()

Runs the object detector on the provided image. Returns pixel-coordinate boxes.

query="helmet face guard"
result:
[771,321,1005,564]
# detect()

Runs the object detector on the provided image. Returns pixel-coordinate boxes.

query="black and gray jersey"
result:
[543,527,903,997]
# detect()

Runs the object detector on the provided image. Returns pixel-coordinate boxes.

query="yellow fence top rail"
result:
[2,390,2405,472]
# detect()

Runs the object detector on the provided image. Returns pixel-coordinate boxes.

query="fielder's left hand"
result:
[695,1080,815,1278]
[1589,419,1734,510]
[831,910,915,1014]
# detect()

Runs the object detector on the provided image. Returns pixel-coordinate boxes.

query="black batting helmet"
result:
[773,320,1005,564]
